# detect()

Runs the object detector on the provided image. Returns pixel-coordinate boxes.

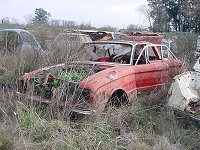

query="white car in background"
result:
[47,32,92,49]
[55,32,91,43]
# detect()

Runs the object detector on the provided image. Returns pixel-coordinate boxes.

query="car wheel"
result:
[106,90,128,108]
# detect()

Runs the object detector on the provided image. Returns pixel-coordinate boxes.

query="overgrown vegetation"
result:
[58,69,89,83]
[0,24,199,149]
[1,89,200,149]
[26,68,90,99]
[161,32,198,71]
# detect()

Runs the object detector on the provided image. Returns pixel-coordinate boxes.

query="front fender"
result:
[94,73,137,103]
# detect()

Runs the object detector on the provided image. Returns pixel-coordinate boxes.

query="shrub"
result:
[0,125,14,150]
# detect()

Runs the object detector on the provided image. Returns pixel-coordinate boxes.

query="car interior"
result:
[83,43,146,65]
[82,43,169,65]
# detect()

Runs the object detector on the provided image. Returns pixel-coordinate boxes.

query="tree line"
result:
[1,8,144,32]
[147,0,200,33]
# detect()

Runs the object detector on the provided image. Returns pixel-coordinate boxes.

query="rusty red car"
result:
[16,41,182,114]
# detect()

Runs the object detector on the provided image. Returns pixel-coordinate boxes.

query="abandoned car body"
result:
[65,29,115,41]
[167,57,200,126]
[17,41,182,114]
[120,32,163,44]
[46,32,92,50]
[0,29,45,56]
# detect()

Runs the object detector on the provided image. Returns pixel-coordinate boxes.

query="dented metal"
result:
[17,40,182,114]
[167,57,200,125]
[168,71,200,111]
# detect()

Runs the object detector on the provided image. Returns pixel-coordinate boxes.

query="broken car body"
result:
[168,57,200,125]
[46,32,92,50]
[120,32,163,44]
[65,29,115,41]
[17,41,182,114]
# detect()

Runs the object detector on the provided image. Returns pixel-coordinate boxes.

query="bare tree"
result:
[137,4,153,29]
[1,17,10,24]
[24,14,34,25]
[50,19,61,26]
[61,20,76,28]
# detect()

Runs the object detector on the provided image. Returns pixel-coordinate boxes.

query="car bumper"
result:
[15,92,95,115]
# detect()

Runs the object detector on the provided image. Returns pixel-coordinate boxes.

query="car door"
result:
[146,45,170,86]
[133,45,168,92]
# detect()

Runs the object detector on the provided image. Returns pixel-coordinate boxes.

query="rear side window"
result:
[135,45,161,64]
[147,46,161,60]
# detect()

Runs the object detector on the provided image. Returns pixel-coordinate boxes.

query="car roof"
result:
[66,29,114,34]
[83,40,153,46]
[0,28,30,34]
[57,32,91,37]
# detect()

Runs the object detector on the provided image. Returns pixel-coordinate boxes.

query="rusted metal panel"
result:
[120,32,163,44]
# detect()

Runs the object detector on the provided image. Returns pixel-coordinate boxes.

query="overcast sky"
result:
[0,0,148,29]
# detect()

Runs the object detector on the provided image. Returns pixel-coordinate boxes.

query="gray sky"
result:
[0,0,148,29]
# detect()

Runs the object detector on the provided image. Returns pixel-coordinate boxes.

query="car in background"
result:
[167,56,200,127]
[65,29,115,41]
[120,32,178,53]
[0,29,45,56]
[17,40,182,115]
[120,32,163,44]
[46,32,92,49]
[55,32,91,44]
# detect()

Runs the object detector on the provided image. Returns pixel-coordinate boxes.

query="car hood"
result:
[19,61,133,92]
[19,61,119,81]
[79,65,135,91]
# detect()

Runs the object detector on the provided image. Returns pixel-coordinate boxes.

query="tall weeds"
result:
[0,28,200,149]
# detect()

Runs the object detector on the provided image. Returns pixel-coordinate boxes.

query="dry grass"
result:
[164,32,198,71]
[1,87,200,149]
[0,27,200,150]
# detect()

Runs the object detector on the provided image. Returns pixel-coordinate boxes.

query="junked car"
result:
[55,32,91,45]
[0,29,45,56]
[66,29,115,41]
[46,32,92,50]
[167,57,200,126]
[16,40,182,114]
[120,32,163,44]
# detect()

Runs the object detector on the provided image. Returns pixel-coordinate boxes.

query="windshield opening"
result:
[77,43,132,64]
